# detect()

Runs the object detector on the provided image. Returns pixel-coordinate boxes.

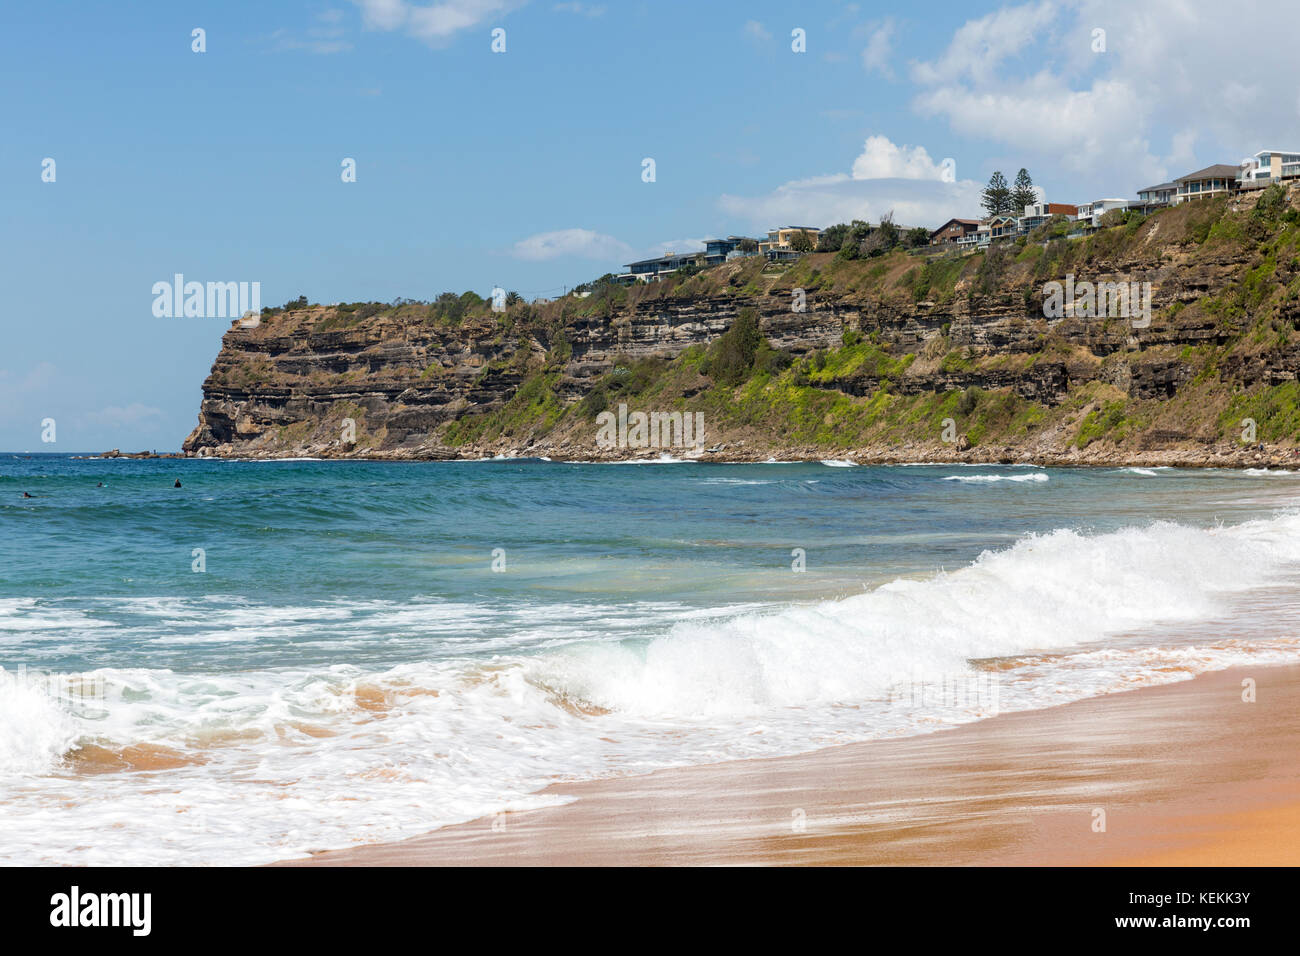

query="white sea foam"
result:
[4,513,1300,865]
[943,472,1049,483]
[530,513,1300,715]
[0,599,111,633]
[0,669,80,776]
[820,459,857,467]
[611,454,689,464]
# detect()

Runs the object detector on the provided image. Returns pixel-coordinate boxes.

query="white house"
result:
[1076,198,1131,227]
[1238,150,1300,188]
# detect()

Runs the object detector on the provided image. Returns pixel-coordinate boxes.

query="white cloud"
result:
[743,20,771,44]
[0,363,58,409]
[910,1,1055,87]
[354,0,409,30]
[860,18,896,77]
[510,228,634,261]
[642,238,706,257]
[0,363,60,435]
[83,404,165,430]
[352,0,525,43]
[269,10,354,55]
[553,2,604,15]
[914,74,1154,178]
[850,135,950,180]
[909,0,1300,190]
[719,137,982,229]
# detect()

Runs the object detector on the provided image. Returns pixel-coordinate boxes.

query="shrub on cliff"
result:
[957,386,982,416]
[1098,208,1126,229]
[1248,183,1290,239]
[1028,215,1071,243]
[428,291,486,324]
[702,308,763,385]
[577,385,609,419]
[752,341,794,376]
[973,244,1010,296]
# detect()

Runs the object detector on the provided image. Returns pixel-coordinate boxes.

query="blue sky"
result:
[2,0,1295,450]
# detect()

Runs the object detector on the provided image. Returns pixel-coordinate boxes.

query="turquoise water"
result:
[2,454,1300,864]
[2,456,1286,669]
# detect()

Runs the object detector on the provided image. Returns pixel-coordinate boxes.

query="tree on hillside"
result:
[860,211,900,257]
[433,291,464,322]
[816,223,849,252]
[836,220,873,260]
[904,226,930,248]
[1098,208,1127,228]
[789,230,814,253]
[877,211,898,243]
[738,237,759,252]
[981,171,1011,217]
[1011,168,1037,214]
[703,307,763,385]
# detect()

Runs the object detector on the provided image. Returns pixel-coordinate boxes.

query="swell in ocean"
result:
[3,503,1300,865]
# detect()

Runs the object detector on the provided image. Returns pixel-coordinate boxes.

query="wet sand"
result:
[283,664,1300,866]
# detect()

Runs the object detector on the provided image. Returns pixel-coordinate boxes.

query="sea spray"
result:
[0,668,81,775]
[526,514,1300,716]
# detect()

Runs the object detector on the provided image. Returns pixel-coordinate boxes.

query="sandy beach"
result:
[284,663,1300,866]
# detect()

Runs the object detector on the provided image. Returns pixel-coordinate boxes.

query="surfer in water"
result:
[174,479,182,488]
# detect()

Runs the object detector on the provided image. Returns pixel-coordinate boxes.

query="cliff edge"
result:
[184,187,1300,467]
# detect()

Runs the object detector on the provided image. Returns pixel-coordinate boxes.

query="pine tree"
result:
[1011,168,1037,215]
[982,171,1010,217]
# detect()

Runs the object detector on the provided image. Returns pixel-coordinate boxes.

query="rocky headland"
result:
[182,186,1300,469]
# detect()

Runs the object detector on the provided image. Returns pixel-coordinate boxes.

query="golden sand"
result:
[281,664,1300,866]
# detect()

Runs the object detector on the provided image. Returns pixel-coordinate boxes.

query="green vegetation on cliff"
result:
[188,184,1300,462]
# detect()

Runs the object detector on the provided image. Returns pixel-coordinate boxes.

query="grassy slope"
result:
[432,189,1300,458]
[224,188,1300,460]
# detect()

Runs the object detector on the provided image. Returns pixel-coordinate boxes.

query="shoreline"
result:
[280,663,1300,866]
[103,448,1300,469]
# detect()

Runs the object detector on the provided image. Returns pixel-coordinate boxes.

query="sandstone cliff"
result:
[183,187,1300,467]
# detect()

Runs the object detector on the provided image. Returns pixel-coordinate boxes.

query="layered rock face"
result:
[183,191,1300,463]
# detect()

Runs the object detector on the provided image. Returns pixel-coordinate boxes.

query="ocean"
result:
[2,454,1299,865]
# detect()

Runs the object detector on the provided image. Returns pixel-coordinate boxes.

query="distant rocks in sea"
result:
[94,449,185,460]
